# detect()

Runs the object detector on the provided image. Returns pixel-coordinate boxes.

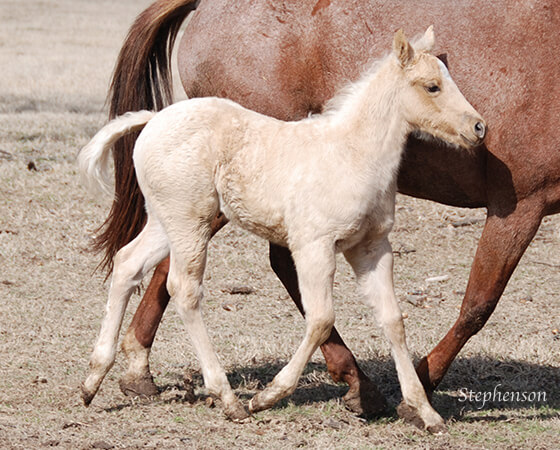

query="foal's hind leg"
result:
[249,240,336,412]
[119,213,229,398]
[167,225,248,421]
[344,238,445,433]
[81,218,169,406]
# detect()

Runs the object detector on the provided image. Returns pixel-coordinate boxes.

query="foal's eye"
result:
[426,84,441,94]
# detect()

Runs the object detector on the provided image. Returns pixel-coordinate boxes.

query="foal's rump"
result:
[133,98,296,244]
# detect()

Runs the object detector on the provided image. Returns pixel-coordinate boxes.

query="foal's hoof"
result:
[119,373,159,398]
[396,401,447,434]
[80,384,95,407]
[343,378,388,417]
[248,392,274,414]
[224,401,251,422]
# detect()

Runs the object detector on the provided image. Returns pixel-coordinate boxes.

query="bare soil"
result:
[0,1,558,448]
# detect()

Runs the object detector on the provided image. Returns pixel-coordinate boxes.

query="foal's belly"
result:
[216,181,290,246]
[217,185,396,253]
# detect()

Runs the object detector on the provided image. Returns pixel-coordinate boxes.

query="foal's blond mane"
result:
[321,58,387,117]
[321,30,434,118]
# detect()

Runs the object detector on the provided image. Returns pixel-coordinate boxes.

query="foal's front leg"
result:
[344,238,445,433]
[269,243,387,416]
[249,241,336,412]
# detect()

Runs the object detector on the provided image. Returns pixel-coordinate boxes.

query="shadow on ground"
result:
[107,355,559,422]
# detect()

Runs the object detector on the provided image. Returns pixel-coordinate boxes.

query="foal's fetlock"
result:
[249,381,294,413]
[248,388,280,413]
[248,393,272,413]
[396,401,446,434]
[81,356,114,406]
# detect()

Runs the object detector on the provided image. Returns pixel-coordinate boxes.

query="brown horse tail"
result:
[94,0,198,273]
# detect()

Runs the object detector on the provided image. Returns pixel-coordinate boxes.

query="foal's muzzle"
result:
[461,116,487,147]
[474,121,486,141]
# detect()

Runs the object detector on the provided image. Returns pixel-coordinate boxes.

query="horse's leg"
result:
[119,213,228,397]
[169,223,248,421]
[249,240,336,413]
[119,258,170,397]
[269,243,387,416]
[416,199,544,392]
[344,237,445,433]
[81,218,169,406]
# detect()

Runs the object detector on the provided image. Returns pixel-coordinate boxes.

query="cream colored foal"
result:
[79,27,485,431]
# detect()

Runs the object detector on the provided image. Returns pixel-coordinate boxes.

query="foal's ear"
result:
[393,29,415,68]
[413,25,436,52]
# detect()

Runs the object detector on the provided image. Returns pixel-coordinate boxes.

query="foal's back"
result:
[134,97,333,246]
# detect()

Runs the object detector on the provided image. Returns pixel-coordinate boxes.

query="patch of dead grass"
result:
[0,1,558,448]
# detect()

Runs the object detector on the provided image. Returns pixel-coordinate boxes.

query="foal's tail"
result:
[96,0,198,272]
[78,111,155,195]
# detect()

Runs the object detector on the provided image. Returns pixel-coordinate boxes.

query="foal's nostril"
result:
[474,121,486,140]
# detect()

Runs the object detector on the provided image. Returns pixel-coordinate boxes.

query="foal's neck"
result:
[328,60,410,173]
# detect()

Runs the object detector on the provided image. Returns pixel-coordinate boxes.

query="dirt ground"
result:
[0,1,558,448]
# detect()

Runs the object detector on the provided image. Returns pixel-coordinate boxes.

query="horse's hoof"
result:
[80,383,95,407]
[224,401,250,422]
[119,373,159,398]
[396,401,447,433]
[343,378,388,417]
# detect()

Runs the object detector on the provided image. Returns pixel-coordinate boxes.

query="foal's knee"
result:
[379,309,406,341]
[168,276,204,313]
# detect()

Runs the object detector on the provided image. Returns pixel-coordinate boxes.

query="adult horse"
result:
[96,0,560,416]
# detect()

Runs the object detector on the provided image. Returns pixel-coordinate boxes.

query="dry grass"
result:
[0,1,558,448]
